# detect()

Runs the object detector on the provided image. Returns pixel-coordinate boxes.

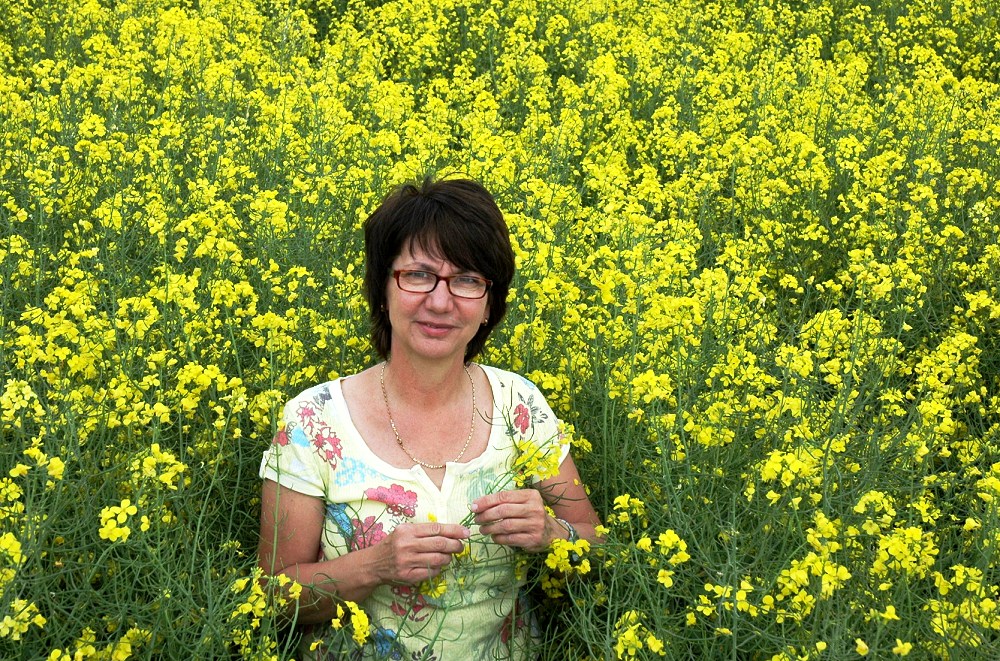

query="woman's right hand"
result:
[260,482,471,623]
[370,522,470,585]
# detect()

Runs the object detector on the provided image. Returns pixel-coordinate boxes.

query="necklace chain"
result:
[379,362,476,470]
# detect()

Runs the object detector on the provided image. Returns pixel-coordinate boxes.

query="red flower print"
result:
[365,484,418,518]
[500,608,525,644]
[296,402,317,422]
[309,425,342,468]
[350,516,386,550]
[390,585,430,621]
[513,403,530,435]
[272,430,290,446]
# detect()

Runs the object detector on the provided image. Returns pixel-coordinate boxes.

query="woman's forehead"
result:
[398,233,478,271]
[396,240,444,265]
[398,234,443,261]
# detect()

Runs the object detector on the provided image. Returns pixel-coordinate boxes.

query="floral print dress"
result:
[259,365,568,660]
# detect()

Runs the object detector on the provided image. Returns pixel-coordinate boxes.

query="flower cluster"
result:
[331,600,371,647]
[45,627,152,661]
[97,499,139,543]
[228,569,303,657]
[0,600,46,642]
[540,538,592,599]
[613,610,667,659]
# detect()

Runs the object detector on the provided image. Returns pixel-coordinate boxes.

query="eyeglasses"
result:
[392,269,492,299]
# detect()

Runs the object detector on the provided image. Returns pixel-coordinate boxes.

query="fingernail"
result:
[468,502,478,512]
[462,527,471,536]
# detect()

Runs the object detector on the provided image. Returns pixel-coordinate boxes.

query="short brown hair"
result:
[362,177,515,362]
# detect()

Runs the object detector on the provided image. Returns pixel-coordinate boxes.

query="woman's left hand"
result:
[470,489,563,553]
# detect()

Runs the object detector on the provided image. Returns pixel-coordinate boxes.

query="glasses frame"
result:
[391,269,492,299]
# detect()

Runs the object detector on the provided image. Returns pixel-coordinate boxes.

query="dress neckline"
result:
[330,365,500,493]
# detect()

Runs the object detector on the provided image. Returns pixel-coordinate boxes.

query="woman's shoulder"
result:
[285,380,339,407]
[284,366,374,405]
[477,364,544,397]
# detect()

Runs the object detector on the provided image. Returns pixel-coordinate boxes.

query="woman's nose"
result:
[424,278,455,309]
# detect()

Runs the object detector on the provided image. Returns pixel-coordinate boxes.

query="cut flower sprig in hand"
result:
[461,409,597,601]
[462,402,572,552]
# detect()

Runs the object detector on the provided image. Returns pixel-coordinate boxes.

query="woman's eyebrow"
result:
[401,260,476,274]
[400,261,439,271]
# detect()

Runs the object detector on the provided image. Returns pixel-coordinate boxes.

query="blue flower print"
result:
[325,503,354,540]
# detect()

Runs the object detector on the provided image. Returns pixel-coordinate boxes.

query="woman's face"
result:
[385,240,489,364]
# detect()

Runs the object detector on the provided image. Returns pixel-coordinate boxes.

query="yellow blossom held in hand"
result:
[418,574,448,599]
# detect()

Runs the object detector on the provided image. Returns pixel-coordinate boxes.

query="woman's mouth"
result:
[417,321,454,334]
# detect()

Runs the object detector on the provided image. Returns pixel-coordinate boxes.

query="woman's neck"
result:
[382,354,472,409]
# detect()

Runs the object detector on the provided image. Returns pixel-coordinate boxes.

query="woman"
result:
[258,177,601,660]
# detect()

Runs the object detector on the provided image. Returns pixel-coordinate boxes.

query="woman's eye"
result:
[454,276,481,286]
[407,271,434,281]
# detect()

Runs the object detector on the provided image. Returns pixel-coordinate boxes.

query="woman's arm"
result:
[471,454,602,553]
[258,479,469,624]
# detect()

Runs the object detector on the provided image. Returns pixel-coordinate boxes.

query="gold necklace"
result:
[379,362,476,470]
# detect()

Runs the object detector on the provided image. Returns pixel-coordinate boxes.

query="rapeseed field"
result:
[1,0,998,658]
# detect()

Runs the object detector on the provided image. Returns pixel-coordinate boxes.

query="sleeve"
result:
[501,371,571,484]
[258,391,329,498]
[532,390,571,483]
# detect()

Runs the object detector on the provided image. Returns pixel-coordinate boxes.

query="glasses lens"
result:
[397,270,436,292]
[448,276,488,298]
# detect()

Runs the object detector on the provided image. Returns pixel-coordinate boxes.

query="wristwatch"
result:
[556,518,579,543]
